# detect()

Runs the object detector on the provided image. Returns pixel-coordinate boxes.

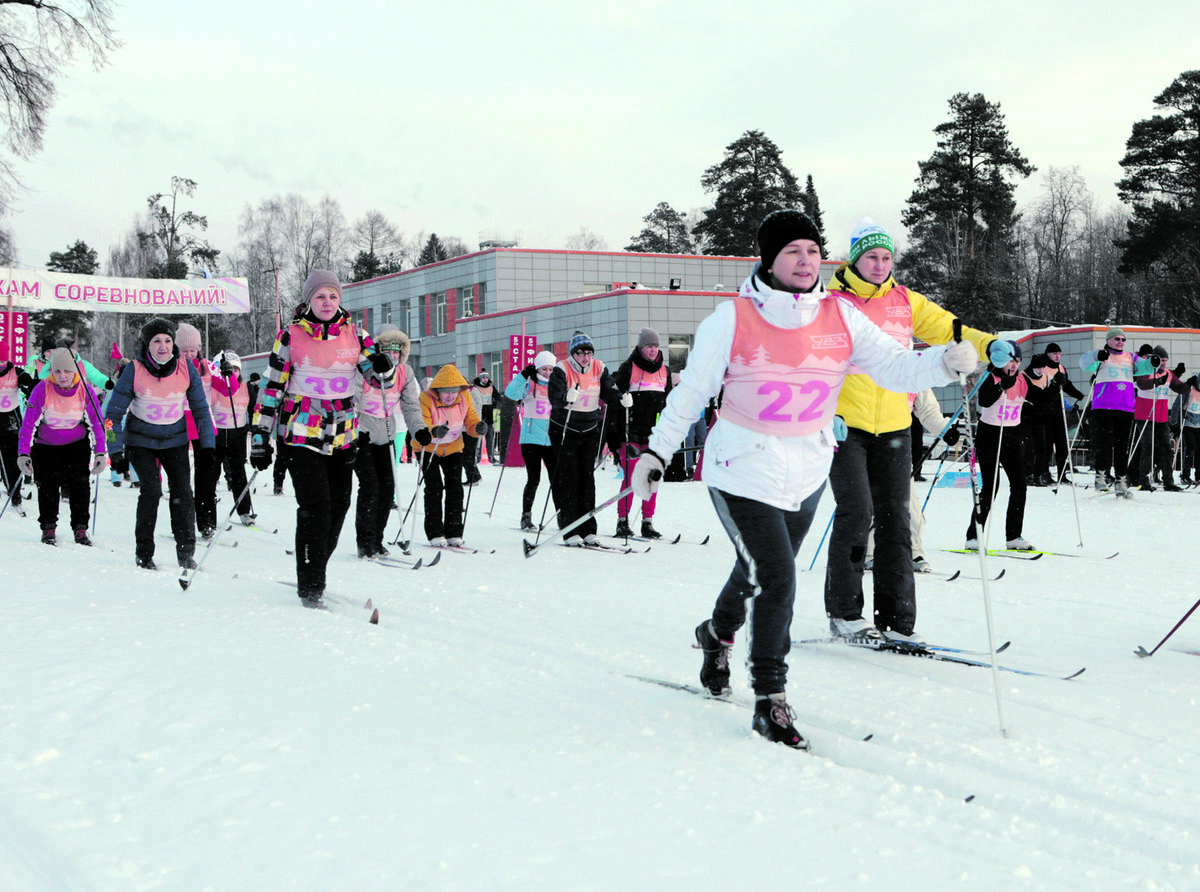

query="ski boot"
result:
[614,517,633,538]
[640,519,663,539]
[752,694,810,750]
[694,620,734,696]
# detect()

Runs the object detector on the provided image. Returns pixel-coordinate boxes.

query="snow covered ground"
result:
[2,453,1199,890]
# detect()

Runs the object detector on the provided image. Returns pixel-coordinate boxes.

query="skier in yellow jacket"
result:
[416,364,486,547]
[824,218,1006,645]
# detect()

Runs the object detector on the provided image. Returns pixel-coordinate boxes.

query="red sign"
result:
[508,334,537,382]
[0,310,28,366]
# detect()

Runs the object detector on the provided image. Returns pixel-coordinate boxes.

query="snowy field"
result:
[2,452,1199,891]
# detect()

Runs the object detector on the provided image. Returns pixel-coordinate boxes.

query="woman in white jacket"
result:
[631,210,978,750]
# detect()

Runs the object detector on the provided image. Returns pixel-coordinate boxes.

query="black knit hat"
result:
[757,210,823,273]
[139,316,176,346]
[1046,342,1062,353]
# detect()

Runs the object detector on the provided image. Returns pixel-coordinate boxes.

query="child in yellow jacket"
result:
[416,365,485,546]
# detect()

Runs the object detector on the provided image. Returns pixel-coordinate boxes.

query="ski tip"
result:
[410,558,423,570]
[1133,646,1152,658]
[945,570,962,581]
[426,551,441,567]
[994,568,1006,580]
[369,608,379,625]
[669,534,682,545]
[997,640,1012,653]
[363,598,373,610]
[522,539,536,558]
[699,534,710,545]
[1065,667,1086,679]
[1030,553,1044,560]
[178,576,190,591]
[964,794,976,803]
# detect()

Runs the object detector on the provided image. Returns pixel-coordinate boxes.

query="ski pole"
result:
[1134,595,1200,658]
[392,458,426,547]
[1060,393,1084,547]
[523,484,647,557]
[806,510,835,571]
[484,435,510,518]
[535,401,575,544]
[460,452,476,537]
[955,321,1006,737]
[178,468,262,591]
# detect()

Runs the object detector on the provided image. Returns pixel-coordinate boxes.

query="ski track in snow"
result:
[2,460,1200,889]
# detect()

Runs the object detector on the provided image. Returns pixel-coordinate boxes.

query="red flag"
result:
[110,341,123,361]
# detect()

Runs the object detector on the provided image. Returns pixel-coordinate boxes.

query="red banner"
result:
[0,309,29,365]
[508,334,537,382]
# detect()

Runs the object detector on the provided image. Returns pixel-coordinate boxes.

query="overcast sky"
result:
[5,0,1199,279]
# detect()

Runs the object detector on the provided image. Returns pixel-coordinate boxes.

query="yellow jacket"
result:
[829,263,994,435]
[417,365,482,457]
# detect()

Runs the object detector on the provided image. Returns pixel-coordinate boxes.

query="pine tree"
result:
[800,175,827,258]
[32,240,100,348]
[418,233,448,266]
[901,93,1034,331]
[694,130,803,256]
[1116,69,1200,325]
[626,202,695,253]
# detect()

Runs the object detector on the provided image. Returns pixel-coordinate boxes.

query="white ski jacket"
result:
[647,267,963,511]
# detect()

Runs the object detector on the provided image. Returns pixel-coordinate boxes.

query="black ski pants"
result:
[32,439,91,532]
[825,426,915,635]
[355,440,395,551]
[128,443,195,565]
[966,422,1027,542]
[709,485,823,697]
[420,450,464,540]
[287,445,355,599]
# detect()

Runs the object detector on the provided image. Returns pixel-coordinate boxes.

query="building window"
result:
[434,292,447,335]
[461,285,476,318]
[668,334,693,371]
[477,281,487,315]
[406,299,420,336]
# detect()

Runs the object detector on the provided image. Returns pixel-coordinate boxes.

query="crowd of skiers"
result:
[7,214,1200,752]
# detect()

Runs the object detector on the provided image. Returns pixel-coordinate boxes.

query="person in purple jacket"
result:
[1079,327,1136,497]
[17,348,107,546]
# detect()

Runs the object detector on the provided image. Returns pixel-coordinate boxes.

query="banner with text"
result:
[0,309,29,365]
[0,269,251,315]
[508,334,537,382]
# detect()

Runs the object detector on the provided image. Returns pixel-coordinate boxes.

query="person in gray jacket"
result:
[354,324,424,557]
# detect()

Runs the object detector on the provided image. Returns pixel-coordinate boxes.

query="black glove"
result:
[1174,363,1186,378]
[474,422,488,437]
[220,357,235,378]
[109,450,127,474]
[368,352,393,374]
[1150,354,1161,368]
[1097,348,1109,361]
[431,424,449,439]
[943,426,960,447]
[1189,376,1199,390]
[250,429,273,470]
[521,364,536,380]
[104,378,115,390]
[414,427,432,446]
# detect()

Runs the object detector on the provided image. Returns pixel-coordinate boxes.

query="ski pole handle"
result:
[952,318,962,344]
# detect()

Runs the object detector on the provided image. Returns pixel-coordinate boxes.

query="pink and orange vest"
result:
[287,322,361,400]
[979,374,1029,427]
[129,360,191,425]
[359,365,409,419]
[558,359,606,412]
[720,296,853,437]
